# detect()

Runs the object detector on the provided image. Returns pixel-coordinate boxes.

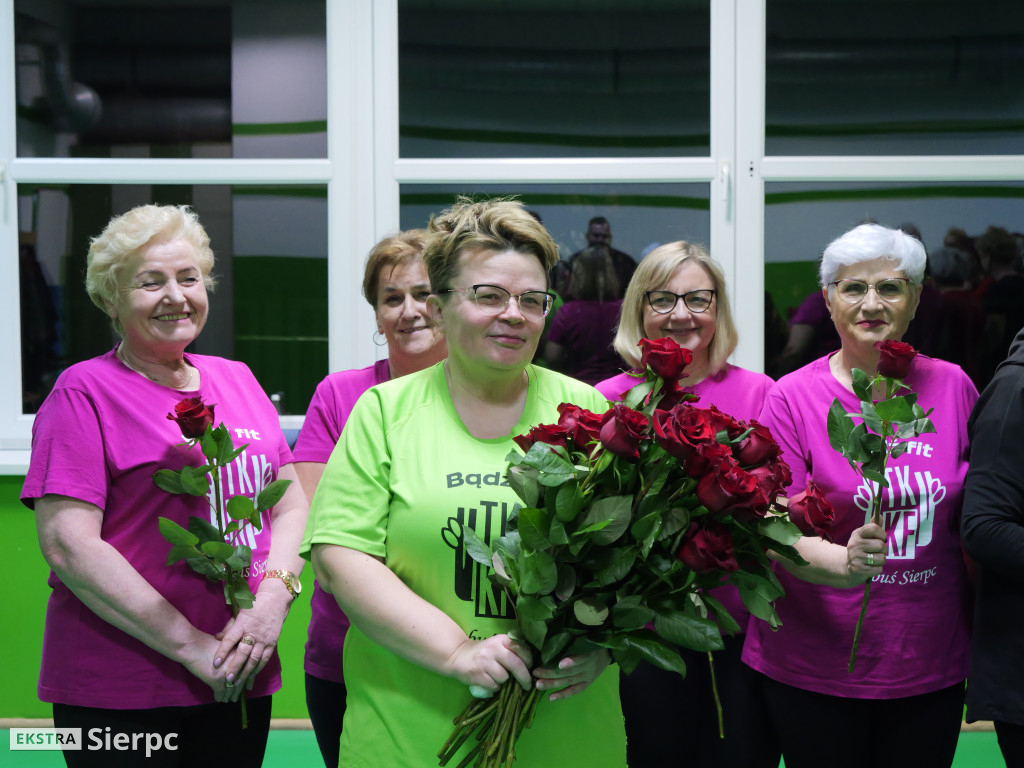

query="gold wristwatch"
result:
[262,569,302,599]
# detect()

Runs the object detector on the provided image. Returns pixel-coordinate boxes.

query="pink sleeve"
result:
[758,383,810,493]
[22,387,109,510]
[292,377,343,464]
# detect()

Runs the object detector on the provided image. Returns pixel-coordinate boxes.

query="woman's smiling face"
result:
[375,259,443,365]
[642,259,718,365]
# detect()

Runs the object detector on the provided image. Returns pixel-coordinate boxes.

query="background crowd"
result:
[21,200,1024,768]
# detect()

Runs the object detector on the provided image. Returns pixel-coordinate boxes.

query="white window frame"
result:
[2,0,1022,471]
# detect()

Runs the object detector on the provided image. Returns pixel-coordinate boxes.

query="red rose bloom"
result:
[736,420,781,467]
[653,405,716,462]
[556,402,605,449]
[639,337,693,381]
[704,405,745,441]
[678,520,739,573]
[686,439,734,480]
[874,340,917,379]
[167,396,215,439]
[696,458,758,514]
[598,403,649,461]
[787,481,836,541]
[513,423,570,453]
[748,458,792,503]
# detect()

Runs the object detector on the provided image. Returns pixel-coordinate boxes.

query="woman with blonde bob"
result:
[596,240,779,768]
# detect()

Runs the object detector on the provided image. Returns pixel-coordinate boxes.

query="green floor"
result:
[0,729,1008,767]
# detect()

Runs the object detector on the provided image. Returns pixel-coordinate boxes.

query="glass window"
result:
[765,0,1024,156]
[764,181,1024,387]
[399,183,711,264]
[18,183,328,416]
[398,1,711,159]
[15,0,326,160]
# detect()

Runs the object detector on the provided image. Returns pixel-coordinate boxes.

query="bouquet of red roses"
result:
[438,338,809,768]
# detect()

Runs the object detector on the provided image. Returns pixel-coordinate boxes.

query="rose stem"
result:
[707,651,724,739]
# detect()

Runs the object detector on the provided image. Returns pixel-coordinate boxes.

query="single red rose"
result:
[874,340,917,379]
[167,396,215,439]
[736,420,781,467]
[787,481,836,541]
[678,520,739,573]
[598,403,649,461]
[748,457,793,503]
[653,405,716,462]
[514,423,570,453]
[696,457,758,513]
[556,402,605,449]
[639,337,693,381]
[650,377,695,411]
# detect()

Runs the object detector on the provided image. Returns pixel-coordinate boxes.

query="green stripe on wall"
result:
[766,185,1024,206]
[232,120,327,135]
[400,124,709,149]
[232,185,327,198]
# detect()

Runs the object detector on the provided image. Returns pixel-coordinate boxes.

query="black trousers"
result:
[305,672,347,768]
[759,674,965,768]
[996,721,1024,768]
[52,696,271,768]
[620,634,781,768]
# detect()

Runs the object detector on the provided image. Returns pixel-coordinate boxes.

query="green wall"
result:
[4,475,314,720]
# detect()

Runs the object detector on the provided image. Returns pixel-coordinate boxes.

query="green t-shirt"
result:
[301,362,626,768]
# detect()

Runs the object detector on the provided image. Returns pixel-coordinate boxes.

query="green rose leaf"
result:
[851,367,873,402]
[623,378,656,410]
[735,573,784,628]
[757,516,803,546]
[826,399,857,455]
[517,595,555,649]
[154,470,186,495]
[654,611,725,652]
[573,596,610,626]
[461,525,494,568]
[595,546,638,586]
[603,631,687,677]
[611,595,655,629]
[256,478,292,512]
[506,465,540,508]
[701,592,742,635]
[517,506,552,552]
[179,465,211,497]
[227,495,256,521]
[158,517,199,546]
[519,550,558,595]
[226,544,251,571]
[875,395,916,424]
[200,540,234,560]
[166,543,200,565]
[577,494,633,546]
[554,563,577,602]
[540,631,574,666]
[188,515,223,544]
[554,481,584,522]
[186,556,222,580]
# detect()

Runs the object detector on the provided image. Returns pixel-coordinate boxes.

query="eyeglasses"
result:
[829,278,911,304]
[438,284,555,318]
[645,289,716,315]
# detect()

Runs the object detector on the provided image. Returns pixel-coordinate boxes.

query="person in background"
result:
[963,325,1024,768]
[746,223,977,768]
[543,245,623,384]
[301,197,626,767]
[928,245,986,387]
[293,229,447,768]
[977,225,1024,387]
[23,204,308,767]
[551,215,636,299]
[596,240,780,768]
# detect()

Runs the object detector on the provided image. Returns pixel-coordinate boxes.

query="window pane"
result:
[15,0,326,159]
[18,183,327,416]
[766,0,1024,155]
[399,183,711,265]
[764,181,1024,390]
[398,2,711,159]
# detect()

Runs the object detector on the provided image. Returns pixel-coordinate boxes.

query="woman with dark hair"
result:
[543,245,623,384]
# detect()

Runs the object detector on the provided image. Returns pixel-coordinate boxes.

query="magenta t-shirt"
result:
[293,359,390,684]
[744,353,977,698]
[22,349,292,709]
[597,364,774,630]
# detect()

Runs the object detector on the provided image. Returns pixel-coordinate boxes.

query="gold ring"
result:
[241,633,256,646]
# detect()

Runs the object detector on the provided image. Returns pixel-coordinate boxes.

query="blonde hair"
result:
[362,229,428,309]
[424,197,559,294]
[86,205,216,336]
[613,241,737,372]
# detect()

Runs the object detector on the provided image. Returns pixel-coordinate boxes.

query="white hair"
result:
[819,223,927,287]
